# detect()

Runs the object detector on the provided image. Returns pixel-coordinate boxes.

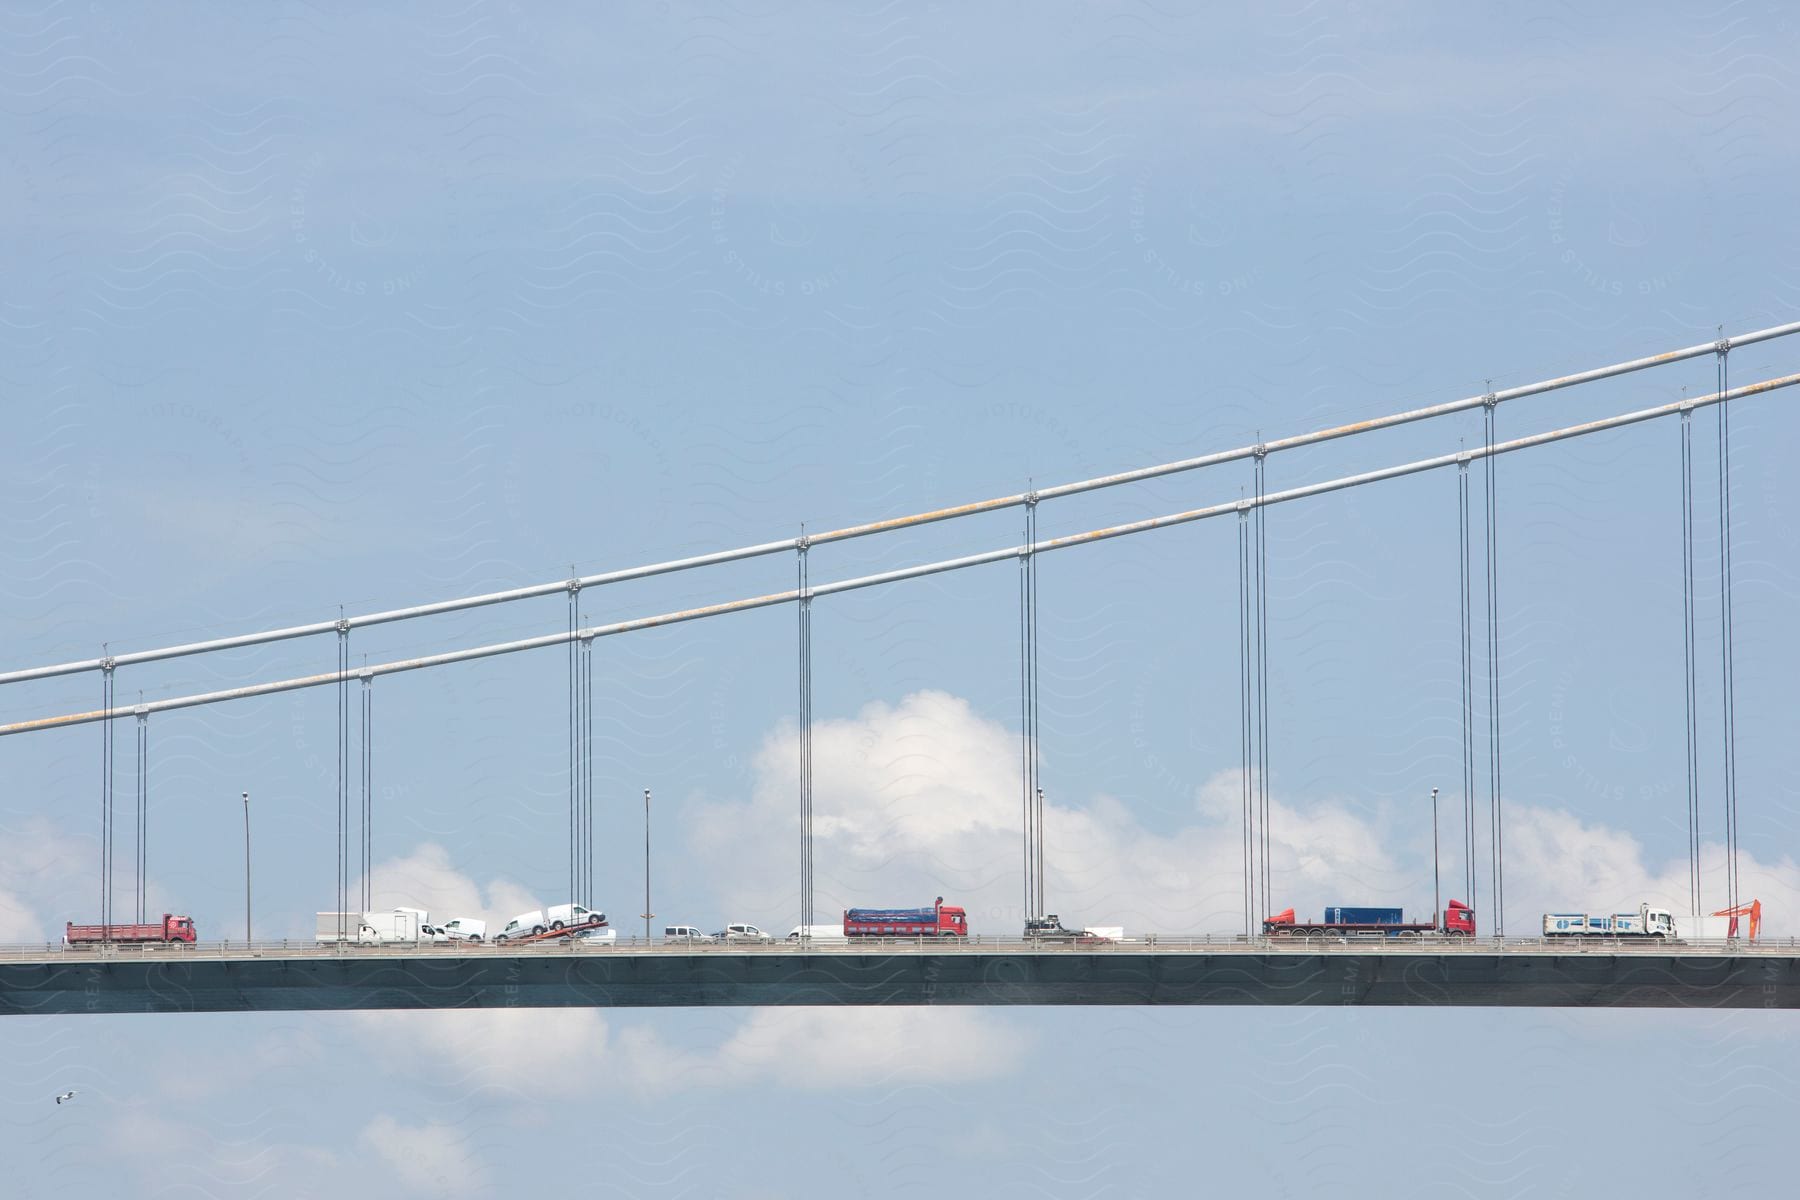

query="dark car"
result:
[1023,915,1084,940]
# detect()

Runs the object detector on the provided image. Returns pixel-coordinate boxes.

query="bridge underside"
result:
[4,949,1798,1015]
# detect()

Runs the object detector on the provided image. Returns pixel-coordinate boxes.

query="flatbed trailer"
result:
[494,917,611,945]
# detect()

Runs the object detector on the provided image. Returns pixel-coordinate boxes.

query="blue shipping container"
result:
[1324,906,1404,925]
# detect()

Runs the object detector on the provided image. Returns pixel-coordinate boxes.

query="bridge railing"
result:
[5,933,1793,961]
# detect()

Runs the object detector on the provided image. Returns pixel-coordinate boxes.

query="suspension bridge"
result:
[3,322,1797,1015]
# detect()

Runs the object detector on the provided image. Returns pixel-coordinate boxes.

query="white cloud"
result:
[358,1004,1025,1102]
[0,818,84,942]
[699,1007,1027,1090]
[363,1114,487,1197]
[695,689,1411,935]
[357,1007,611,1098]
[696,688,1800,938]
[358,842,539,931]
[1502,805,1800,933]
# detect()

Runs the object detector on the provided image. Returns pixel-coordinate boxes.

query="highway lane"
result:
[5,936,1798,1014]
[2,934,1793,965]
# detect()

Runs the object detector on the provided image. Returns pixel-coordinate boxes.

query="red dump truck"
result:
[64,914,198,945]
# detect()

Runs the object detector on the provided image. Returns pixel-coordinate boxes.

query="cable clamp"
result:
[795,534,812,552]
[565,578,583,595]
[1715,337,1732,355]
[100,657,116,673]
[134,706,148,719]
[358,669,374,682]
[1482,392,1498,409]
[1456,451,1474,466]
[1024,489,1040,508]
[1678,397,1697,414]
[1251,443,1267,460]
[335,618,350,635]
[1235,499,1252,514]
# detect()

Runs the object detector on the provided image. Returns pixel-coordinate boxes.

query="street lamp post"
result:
[640,788,653,943]
[1430,786,1440,931]
[242,791,252,943]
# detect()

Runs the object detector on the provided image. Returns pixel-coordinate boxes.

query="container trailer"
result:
[1265,900,1475,937]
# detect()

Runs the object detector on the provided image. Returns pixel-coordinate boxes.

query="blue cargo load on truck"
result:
[1323,906,1405,925]
[845,907,938,924]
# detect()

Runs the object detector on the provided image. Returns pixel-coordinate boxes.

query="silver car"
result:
[713,923,775,944]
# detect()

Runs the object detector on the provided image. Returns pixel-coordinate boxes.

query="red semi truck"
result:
[64,914,198,945]
[1264,900,1474,938]
[843,897,968,938]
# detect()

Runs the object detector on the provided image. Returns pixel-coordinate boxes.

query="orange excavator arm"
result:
[1710,899,1762,941]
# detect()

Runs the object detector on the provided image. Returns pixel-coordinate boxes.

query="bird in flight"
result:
[55,1091,75,1104]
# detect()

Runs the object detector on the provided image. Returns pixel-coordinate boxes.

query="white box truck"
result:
[1671,914,1733,940]
[316,912,375,945]
[317,908,431,946]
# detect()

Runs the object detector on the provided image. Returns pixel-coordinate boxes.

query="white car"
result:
[574,926,618,946]
[714,923,775,944]
[786,924,846,942]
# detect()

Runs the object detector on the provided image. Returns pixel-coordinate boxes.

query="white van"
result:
[786,924,846,942]
[664,925,707,941]
[546,903,605,930]
[440,917,486,942]
[495,910,547,942]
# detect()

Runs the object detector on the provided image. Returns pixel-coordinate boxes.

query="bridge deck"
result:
[3,940,1796,1014]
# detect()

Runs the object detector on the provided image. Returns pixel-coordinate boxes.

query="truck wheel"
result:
[533,926,547,936]
[495,935,508,944]
[551,920,565,931]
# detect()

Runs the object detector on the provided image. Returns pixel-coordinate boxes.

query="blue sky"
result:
[4,2,1800,1195]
